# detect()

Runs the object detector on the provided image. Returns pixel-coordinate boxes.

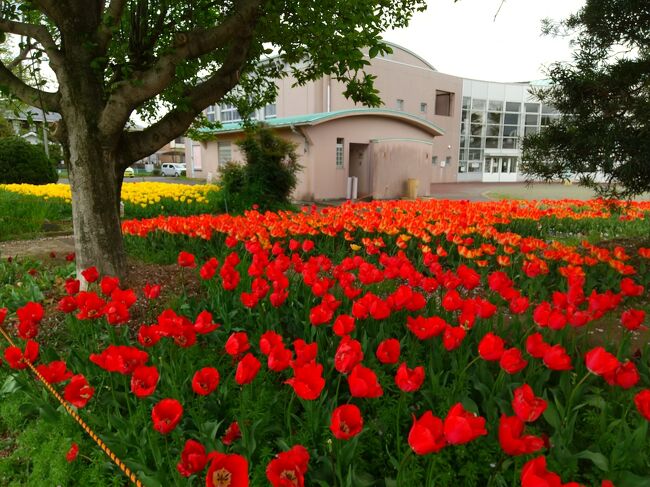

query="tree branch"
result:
[119,24,259,166]
[99,0,262,139]
[0,18,63,66]
[0,59,60,111]
[7,39,36,69]
[97,0,127,53]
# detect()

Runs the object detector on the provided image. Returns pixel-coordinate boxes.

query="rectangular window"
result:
[217,142,232,167]
[487,112,502,124]
[264,103,277,119]
[420,102,428,113]
[471,98,486,110]
[469,136,482,148]
[525,114,539,125]
[432,155,438,165]
[336,138,344,167]
[462,97,471,109]
[396,99,404,111]
[174,137,184,144]
[435,90,453,116]
[445,156,452,167]
[220,103,241,122]
[504,113,519,125]
[458,160,468,173]
[486,125,500,137]
[525,102,540,113]
[510,158,518,173]
[506,102,521,112]
[470,124,483,136]
[503,125,519,137]
[488,100,503,112]
[502,138,518,149]
[206,105,216,122]
[524,126,539,136]
[485,137,499,149]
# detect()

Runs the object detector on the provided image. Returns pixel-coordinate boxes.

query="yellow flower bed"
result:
[0,182,219,208]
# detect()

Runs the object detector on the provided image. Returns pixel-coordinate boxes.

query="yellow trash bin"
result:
[406,178,419,199]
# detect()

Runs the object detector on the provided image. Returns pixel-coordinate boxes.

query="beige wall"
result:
[304,115,438,200]
[272,45,462,184]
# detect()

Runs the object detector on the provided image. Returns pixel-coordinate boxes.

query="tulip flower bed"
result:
[2,198,650,486]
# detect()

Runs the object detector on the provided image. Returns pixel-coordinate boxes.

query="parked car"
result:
[161,163,186,177]
[124,167,135,178]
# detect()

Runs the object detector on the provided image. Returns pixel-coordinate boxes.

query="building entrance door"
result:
[348,143,371,198]
[483,156,518,182]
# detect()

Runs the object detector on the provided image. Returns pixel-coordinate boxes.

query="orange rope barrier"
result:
[0,324,143,487]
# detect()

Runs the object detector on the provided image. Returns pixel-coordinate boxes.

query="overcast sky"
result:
[382,0,587,82]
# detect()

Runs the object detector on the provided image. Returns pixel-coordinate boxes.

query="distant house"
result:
[4,106,61,135]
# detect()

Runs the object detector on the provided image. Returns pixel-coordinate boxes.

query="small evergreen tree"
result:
[220,125,301,212]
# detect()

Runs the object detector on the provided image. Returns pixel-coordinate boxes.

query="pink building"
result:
[186,43,556,199]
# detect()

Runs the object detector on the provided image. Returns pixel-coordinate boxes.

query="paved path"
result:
[429,182,650,201]
[0,235,75,260]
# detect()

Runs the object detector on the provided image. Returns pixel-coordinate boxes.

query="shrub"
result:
[220,125,301,213]
[0,137,58,184]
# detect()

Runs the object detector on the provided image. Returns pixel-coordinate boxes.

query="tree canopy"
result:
[521,0,650,198]
[0,0,427,277]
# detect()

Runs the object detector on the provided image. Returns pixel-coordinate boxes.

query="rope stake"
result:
[0,324,144,487]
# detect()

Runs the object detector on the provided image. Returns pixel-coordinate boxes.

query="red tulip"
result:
[235,353,261,385]
[259,331,284,355]
[498,415,544,456]
[143,283,161,299]
[406,315,447,340]
[266,445,309,487]
[151,398,183,434]
[90,345,148,374]
[177,439,208,477]
[81,266,99,283]
[395,363,425,392]
[634,389,650,421]
[206,453,249,487]
[225,332,250,357]
[408,411,446,455]
[347,364,383,398]
[334,336,364,374]
[192,367,220,395]
[65,278,80,296]
[286,362,325,400]
[332,314,355,336]
[442,325,466,351]
[585,347,620,376]
[443,403,487,445]
[621,309,645,331]
[177,251,196,268]
[66,443,79,463]
[521,456,563,487]
[137,325,161,347]
[330,404,363,440]
[499,348,528,374]
[100,276,120,295]
[542,344,573,371]
[194,310,219,334]
[222,421,241,446]
[512,384,547,423]
[603,361,640,389]
[526,333,550,359]
[36,361,73,384]
[267,345,292,372]
[376,338,401,364]
[64,374,94,408]
[478,332,505,361]
[4,339,39,369]
[131,365,159,398]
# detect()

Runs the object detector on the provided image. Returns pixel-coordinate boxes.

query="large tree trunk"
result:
[67,123,127,280]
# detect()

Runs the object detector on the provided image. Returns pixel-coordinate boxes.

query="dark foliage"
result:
[521,0,650,198]
[220,125,301,212]
[0,136,57,184]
